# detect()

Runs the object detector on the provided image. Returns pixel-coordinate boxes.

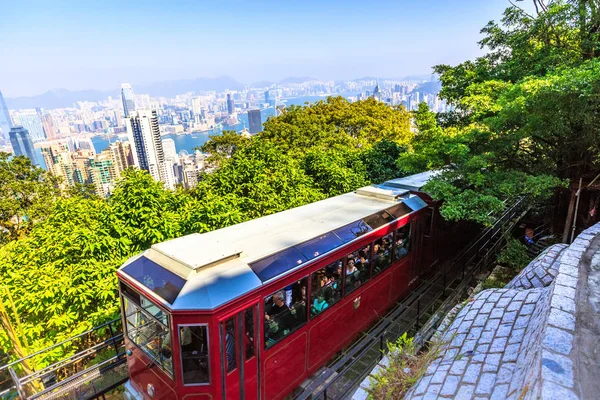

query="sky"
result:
[0,0,527,97]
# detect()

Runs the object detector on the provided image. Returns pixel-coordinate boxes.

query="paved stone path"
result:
[352,223,600,400]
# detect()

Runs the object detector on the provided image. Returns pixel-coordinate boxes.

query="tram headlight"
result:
[147,383,155,398]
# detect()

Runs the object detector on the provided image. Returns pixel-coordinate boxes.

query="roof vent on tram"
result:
[355,184,409,201]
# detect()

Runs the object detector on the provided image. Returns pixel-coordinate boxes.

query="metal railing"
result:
[1,318,126,400]
[294,197,527,400]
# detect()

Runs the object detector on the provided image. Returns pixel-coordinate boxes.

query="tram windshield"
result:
[121,283,173,376]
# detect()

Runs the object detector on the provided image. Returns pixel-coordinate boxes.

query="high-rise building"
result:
[264,90,270,104]
[13,109,45,142]
[41,114,57,140]
[226,93,234,115]
[125,110,175,189]
[9,126,37,165]
[108,141,133,176]
[248,109,262,134]
[0,90,13,143]
[121,83,136,117]
[41,142,76,188]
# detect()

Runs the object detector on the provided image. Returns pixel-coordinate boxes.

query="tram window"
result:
[310,259,343,318]
[224,317,237,373]
[333,220,372,243]
[372,232,394,276]
[121,256,186,304]
[122,294,173,376]
[250,247,308,282]
[386,203,412,219]
[296,232,343,261]
[344,244,371,296]
[264,278,308,349]
[363,210,395,230]
[394,224,412,261]
[244,307,255,360]
[179,325,209,385]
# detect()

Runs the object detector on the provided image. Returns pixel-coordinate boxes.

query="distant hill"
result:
[278,77,318,84]
[251,80,275,88]
[6,88,119,110]
[6,76,244,109]
[411,81,442,95]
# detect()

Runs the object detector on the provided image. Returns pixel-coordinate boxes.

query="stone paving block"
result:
[488,292,502,302]
[451,333,467,348]
[502,311,517,324]
[461,339,477,354]
[479,330,494,344]
[490,308,505,319]
[514,291,528,301]
[555,273,578,288]
[541,381,579,400]
[414,375,433,395]
[483,353,501,372]
[463,363,482,384]
[475,344,490,354]
[525,291,541,303]
[508,328,525,344]
[428,383,442,395]
[507,300,523,312]
[550,295,576,313]
[496,362,515,384]
[430,370,447,384]
[547,308,575,331]
[471,299,484,310]
[443,347,459,361]
[475,372,496,395]
[484,318,500,332]
[496,323,513,338]
[541,274,554,286]
[496,297,511,308]
[467,326,483,341]
[489,337,508,353]
[520,303,535,315]
[541,350,574,388]
[542,326,573,356]
[450,359,468,375]
[502,343,520,362]
[472,316,486,327]
[514,315,531,329]
[479,302,494,314]
[458,320,473,334]
[530,276,544,288]
[559,264,578,278]
[454,384,475,400]
[490,384,509,400]
[553,284,576,298]
[440,375,460,397]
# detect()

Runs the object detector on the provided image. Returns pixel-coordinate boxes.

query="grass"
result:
[366,333,443,400]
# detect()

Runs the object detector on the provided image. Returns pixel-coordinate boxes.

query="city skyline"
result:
[0,0,534,97]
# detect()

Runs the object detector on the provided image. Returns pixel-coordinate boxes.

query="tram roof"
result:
[384,170,440,192]
[118,174,434,311]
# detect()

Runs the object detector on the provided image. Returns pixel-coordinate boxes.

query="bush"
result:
[497,239,531,271]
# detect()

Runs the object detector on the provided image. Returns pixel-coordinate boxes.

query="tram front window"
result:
[122,290,173,376]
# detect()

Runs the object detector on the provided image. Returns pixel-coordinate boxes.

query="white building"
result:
[125,109,176,189]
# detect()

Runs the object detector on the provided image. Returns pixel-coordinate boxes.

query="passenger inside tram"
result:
[395,229,410,260]
[264,279,308,348]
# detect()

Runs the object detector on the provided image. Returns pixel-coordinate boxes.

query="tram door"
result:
[221,304,259,400]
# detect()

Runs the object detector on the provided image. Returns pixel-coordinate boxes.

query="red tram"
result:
[118,171,453,400]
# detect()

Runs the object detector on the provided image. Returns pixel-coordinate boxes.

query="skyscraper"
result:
[226,93,234,115]
[248,109,262,134]
[125,110,175,189]
[41,114,56,140]
[13,109,45,142]
[9,126,37,165]
[121,83,136,117]
[0,90,13,143]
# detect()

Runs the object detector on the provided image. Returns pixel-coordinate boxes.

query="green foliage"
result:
[260,96,411,154]
[0,153,59,244]
[200,130,250,167]
[497,239,532,271]
[301,148,369,196]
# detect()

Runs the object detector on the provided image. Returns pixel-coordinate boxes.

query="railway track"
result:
[293,197,527,400]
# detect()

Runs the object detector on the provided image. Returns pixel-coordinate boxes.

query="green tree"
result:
[0,153,59,244]
[301,148,369,196]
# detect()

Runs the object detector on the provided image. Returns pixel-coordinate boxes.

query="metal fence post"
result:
[107,321,120,357]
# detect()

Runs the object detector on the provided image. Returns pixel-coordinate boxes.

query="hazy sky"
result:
[1,0,524,97]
